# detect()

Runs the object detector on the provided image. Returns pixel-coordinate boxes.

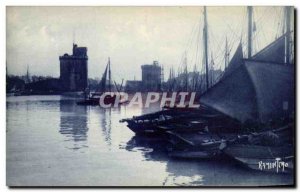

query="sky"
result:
[6,6,290,83]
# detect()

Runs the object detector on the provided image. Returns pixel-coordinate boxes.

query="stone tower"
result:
[59,44,88,92]
[141,61,162,91]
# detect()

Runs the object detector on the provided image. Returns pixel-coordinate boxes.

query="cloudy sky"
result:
[6,6,289,82]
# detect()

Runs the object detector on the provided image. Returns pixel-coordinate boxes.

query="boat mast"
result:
[247,6,253,58]
[108,57,111,92]
[210,53,214,86]
[203,6,209,90]
[225,36,229,70]
[285,6,291,64]
[26,64,30,83]
[184,51,188,91]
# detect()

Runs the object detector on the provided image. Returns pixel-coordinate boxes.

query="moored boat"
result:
[120,106,233,135]
[224,144,294,173]
[77,94,117,106]
[77,57,127,106]
[165,130,230,159]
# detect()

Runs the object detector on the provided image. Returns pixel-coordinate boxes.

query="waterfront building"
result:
[59,44,88,91]
[124,80,142,92]
[141,61,162,91]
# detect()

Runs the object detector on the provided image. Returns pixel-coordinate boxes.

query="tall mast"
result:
[161,64,164,83]
[285,6,291,64]
[184,51,188,91]
[172,67,175,79]
[225,36,229,70]
[192,64,196,91]
[210,53,214,86]
[247,6,253,58]
[26,64,30,83]
[72,29,75,45]
[108,57,111,92]
[203,6,209,90]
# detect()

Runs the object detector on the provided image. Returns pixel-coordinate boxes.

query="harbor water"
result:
[6,95,293,186]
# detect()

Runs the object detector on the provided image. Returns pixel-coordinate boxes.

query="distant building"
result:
[59,44,88,92]
[25,78,62,94]
[141,61,162,91]
[125,80,142,92]
[6,76,25,93]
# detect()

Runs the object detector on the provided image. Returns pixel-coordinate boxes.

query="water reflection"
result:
[99,108,112,146]
[59,99,88,150]
[125,136,168,161]
[123,135,293,186]
[124,135,205,186]
[7,96,293,186]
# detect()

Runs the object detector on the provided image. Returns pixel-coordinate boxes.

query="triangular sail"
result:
[93,63,108,96]
[221,43,243,79]
[200,61,294,123]
[251,34,285,64]
[108,58,111,92]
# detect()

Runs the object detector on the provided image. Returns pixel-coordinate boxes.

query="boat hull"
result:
[126,121,161,136]
[77,98,99,106]
[168,150,215,159]
[224,144,294,173]
[77,94,127,106]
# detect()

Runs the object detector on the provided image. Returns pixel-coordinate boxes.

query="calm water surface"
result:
[6,95,293,186]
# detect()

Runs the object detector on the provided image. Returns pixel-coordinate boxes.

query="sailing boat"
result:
[77,57,123,106]
[199,6,295,169]
[121,7,295,164]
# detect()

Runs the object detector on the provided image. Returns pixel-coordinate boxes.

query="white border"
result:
[1,0,299,6]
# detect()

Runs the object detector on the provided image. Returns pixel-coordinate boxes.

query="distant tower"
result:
[141,61,162,91]
[59,43,88,91]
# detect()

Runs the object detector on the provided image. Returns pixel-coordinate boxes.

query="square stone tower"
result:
[59,44,88,92]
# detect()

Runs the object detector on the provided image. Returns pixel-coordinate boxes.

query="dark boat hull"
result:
[165,130,228,159]
[126,121,161,136]
[121,108,207,135]
[77,94,127,106]
[125,117,206,136]
[224,144,294,173]
[168,150,215,159]
[120,106,241,135]
[77,98,99,106]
